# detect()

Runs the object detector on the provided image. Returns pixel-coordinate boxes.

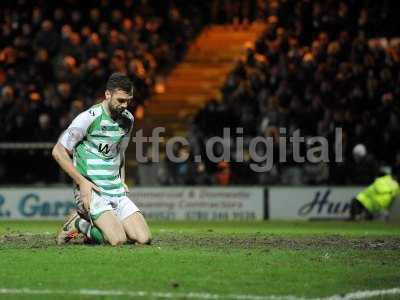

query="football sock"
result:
[89,226,104,243]
[75,218,104,244]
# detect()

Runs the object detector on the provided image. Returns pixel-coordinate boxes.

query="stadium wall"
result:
[0,186,399,220]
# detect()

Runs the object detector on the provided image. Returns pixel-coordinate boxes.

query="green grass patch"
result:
[0,220,399,300]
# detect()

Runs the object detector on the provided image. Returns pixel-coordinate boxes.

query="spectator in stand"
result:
[193,162,215,185]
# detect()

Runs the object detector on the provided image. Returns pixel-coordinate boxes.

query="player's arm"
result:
[52,143,100,211]
[53,110,100,210]
[52,143,87,185]
[120,120,133,193]
[120,154,128,193]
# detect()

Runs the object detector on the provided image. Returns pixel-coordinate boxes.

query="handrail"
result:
[0,143,55,150]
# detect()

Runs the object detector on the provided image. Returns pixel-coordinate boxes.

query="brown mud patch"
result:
[1,233,400,250]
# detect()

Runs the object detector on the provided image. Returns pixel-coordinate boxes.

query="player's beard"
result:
[110,104,125,118]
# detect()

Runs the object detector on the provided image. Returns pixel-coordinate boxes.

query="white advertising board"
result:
[0,187,74,219]
[131,187,265,220]
[268,187,365,220]
[0,187,265,220]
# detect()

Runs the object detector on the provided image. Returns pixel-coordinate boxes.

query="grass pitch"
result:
[0,220,399,300]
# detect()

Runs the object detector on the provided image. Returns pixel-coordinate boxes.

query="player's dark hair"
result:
[106,73,134,94]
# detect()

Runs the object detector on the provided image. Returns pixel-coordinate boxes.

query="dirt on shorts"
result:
[1,232,400,250]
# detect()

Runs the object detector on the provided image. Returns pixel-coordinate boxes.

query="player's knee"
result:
[109,237,126,246]
[108,233,127,246]
[136,232,152,245]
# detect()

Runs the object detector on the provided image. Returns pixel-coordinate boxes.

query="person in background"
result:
[194,162,215,185]
[349,169,400,221]
[215,161,231,186]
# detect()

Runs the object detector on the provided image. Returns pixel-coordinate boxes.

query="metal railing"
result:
[0,143,54,150]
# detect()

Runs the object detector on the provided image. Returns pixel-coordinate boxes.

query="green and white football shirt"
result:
[59,103,133,197]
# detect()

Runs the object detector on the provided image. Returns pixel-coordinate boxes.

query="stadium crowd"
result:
[0,0,263,183]
[0,0,209,143]
[1,1,400,186]
[0,0,212,183]
[190,0,400,186]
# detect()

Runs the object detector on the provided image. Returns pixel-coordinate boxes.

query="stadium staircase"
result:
[137,23,267,139]
[128,23,267,182]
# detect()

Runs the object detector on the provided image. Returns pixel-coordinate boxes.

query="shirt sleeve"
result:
[58,110,96,151]
[120,112,134,157]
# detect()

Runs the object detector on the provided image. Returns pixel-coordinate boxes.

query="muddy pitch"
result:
[154,234,400,250]
[1,233,400,250]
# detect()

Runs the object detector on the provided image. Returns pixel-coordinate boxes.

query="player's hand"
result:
[79,179,100,212]
[123,182,130,194]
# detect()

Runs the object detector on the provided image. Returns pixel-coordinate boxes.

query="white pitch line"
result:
[322,288,400,300]
[0,287,399,300]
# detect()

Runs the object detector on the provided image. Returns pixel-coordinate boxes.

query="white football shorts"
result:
[74,187,140,221]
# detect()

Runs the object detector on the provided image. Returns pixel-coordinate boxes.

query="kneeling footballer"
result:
[52,73,151,246]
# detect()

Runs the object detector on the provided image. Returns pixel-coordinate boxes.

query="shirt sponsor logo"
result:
[98,143,111,155]
[98,143,121,156]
